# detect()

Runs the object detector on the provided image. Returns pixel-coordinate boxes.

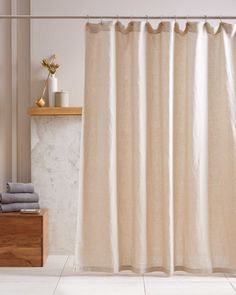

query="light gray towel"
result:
[0,202,40,212]
[0,192,39,204]
[6,182,34,193]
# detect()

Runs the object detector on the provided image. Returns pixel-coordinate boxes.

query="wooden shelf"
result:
[27,107,82,116]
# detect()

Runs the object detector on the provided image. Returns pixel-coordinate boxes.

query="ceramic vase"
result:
[48,74,58,107]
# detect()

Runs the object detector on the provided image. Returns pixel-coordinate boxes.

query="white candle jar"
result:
[55,91,69,107]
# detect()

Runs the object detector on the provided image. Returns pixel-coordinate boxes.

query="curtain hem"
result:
[73,264,236,275]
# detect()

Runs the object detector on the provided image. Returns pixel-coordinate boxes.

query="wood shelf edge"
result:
[27,107,83,116]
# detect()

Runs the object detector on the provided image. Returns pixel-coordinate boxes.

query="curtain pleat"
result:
[75,21,236,274]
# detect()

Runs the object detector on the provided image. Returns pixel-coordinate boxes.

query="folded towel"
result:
[6,182,34,193]
[0,192,39,204]
[0,202,40,213]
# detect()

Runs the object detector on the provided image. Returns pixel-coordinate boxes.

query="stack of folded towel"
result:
[0,182,40,212]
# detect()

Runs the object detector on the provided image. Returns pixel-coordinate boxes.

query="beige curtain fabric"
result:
[75,21,236,274]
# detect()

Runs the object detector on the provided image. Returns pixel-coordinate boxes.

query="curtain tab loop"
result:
[100,16,103,24]
[159,15,163,24]
[86,15,90,24]
[145,15,149,24]
[204,15,207,24]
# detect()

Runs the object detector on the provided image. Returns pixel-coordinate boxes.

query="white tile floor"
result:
[0,256,235,295]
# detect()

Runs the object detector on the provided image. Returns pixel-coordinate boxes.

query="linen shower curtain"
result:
[75,21,236,274]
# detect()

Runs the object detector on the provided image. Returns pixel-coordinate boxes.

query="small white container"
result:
[55,91,69,107]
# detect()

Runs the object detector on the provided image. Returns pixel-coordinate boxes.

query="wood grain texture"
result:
[0,208,48,267]
[42,210,48,265]
[27,107,83,116]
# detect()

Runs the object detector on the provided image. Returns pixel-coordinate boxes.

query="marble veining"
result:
[31,116,82,254]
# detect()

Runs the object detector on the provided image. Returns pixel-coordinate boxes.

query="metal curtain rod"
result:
[0,15,236,20]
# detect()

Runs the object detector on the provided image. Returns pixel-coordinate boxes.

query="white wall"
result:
[1,0,236,188]
[0,0,11,191]
[0,0,30,192]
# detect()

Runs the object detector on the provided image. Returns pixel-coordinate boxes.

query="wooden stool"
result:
[0,208,48,267]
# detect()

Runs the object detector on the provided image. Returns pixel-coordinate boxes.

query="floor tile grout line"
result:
[52,255,70,295]
[224,273,236,293]
[142,275,147,295]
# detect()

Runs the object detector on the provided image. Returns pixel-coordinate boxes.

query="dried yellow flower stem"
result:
[40,54,56,98]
